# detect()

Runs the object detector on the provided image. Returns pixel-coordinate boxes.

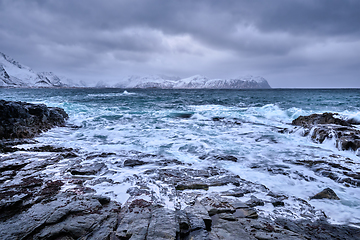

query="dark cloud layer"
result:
[0,0,359,87]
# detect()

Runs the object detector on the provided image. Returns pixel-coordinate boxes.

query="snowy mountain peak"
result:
[0,52,32,72]
[173,75,209,88]
[0,51,82,88]
[239,75,268,84]
[1,51,271,89]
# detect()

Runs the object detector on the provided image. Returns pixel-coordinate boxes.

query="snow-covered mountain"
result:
[114,74,271,89]
[0,52,83,88]
[1,51,271,89]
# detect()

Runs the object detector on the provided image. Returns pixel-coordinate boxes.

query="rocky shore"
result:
[0,99,68,140]
[292,112,360,152]
[1,102,360,239]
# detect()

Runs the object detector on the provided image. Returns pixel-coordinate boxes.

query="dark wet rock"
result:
[340,137,360,151]
[28,145,74,152]
[210,218,255,240]
[144,167,243,190]
[221,188,250,197]
[65,186,97,195]
[310,188,340,200]
[116,201,152,239]
[217,212,237,221]
[0,138,38,153]
[156,158,184,166]
[0,152,120,239]
[0,161,29,172]
[117,198,178,239]
[103,195,360,240]
[261,163,319,183]
[126,186,151,196]
[176,210,190,236]
[0,99,68,139]
[143,167,252,205]
[347,117,360,125]
[343,171,360,180]
[172,112,194,119]
[198,155,208,160]
[0,145,19,153]
[233,208,258,219]
[288,159,360,187]
[275,218,360,240]
[215,155,238,162]
[246,196,265,207]
[291,112,360,151]
[212,117,225,121]
[176,183,209,190]
[252,164,318,183]
[1,174,358,240]
[272,201,285,207]
[266,166,290,176]
[147,207,178,240]
[200,197,235,216]
[0,177,66,220]
[70,162,106,175]
[60,151,79,158]
[92,195,111,205]
[184,200,212,233]
[24,158,62,173]
[85,152,116,160]
[87,177,114,186]
[128,198,152,211]
[278,127,289,133]
[211,117,242,125]
[67,123,82,129]
[201,155,238,162]
[292,112,350,128]
[0,192,120,240]
[123,159,146,167]
[310,125,360,151]
[231,201,248,209]
[39,180,64,199]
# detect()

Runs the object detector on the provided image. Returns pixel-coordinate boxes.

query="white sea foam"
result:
[87,91,136,98]
[4,88,360,225]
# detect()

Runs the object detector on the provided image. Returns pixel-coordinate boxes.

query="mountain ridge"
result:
[114,74,271,89]
[1,51,271,89]
[0,52,82,88]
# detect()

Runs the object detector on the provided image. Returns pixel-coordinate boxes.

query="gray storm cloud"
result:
[0,0,359,87]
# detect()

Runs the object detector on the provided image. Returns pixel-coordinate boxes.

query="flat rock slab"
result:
[0,193,120,240]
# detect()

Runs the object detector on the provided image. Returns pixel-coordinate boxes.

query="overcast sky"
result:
[0,0,359,88]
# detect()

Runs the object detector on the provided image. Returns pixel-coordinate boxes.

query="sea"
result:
[1,88,360,226]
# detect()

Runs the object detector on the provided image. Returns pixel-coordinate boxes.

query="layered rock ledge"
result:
[1,145,360,239]
[0,99,68,139]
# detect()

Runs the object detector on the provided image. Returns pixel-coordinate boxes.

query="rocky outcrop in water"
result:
[310,188,340,200]
[292,112,360,151]
[0,100,68,139]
